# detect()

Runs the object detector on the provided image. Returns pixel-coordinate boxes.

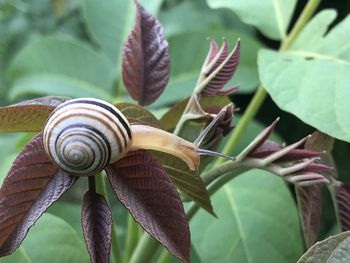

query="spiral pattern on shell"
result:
[43,98,132,176]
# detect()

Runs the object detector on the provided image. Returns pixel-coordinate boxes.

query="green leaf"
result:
[7,36,114,99]
[206,0,297,40]
[297,231,350,263]
[0,246,31,263]
[258,11,350,143]
[153,30,262,107]
[82,0,163,65]
[159,1,220,38]
[9,74,112,100]
[191,169,303,263]
[22,213,89,263]
[47,202,83,238]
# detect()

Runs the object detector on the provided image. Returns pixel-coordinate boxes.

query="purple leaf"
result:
[202,40,240,97]
[0,133,77,256]
[0,97,68,132]
[122,1,170,106]
[82,190,112,263]
[296,184,323,248]
[334,183,350,231]
[106,150,190,263]
[202,39,219,66]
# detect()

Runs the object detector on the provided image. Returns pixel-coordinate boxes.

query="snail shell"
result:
[43,98,132,176]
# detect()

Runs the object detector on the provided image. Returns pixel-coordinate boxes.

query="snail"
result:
[43,98,234,176]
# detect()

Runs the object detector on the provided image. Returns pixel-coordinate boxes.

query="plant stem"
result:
[129,234,159,263]
[215,85,267,164]
[95,174,123,263]
[124,215,141,262]
[214,0,321,163]
[280,0,321,51]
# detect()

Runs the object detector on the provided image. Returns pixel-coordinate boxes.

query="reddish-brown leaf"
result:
[0,133,76,256]
[0,96,68,132]
[202,40,240,97]
[334,183,350,231]
[122,1,170,106]
[82,190,112,263]
[106,150,190,263]
[296,184,323,248]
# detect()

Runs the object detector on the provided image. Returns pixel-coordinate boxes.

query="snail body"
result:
[43,98,231,177]
[43,98,132,176]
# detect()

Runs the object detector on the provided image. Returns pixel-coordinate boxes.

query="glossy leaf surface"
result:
[106,150,190,263]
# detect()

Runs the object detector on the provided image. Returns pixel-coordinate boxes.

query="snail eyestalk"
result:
[195,148,236,161]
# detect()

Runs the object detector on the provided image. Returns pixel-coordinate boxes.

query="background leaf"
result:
[206,0,297,40]
[0,247,31,263]
[106,150,190,263]
[22,213,89,263]
[122,1,170,106]
[7,36,114,100]
[81,190,112,263]
[191,169,303,263]
[259,11,350,143]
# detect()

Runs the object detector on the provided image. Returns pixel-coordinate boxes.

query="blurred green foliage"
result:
[1,0,350,263]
